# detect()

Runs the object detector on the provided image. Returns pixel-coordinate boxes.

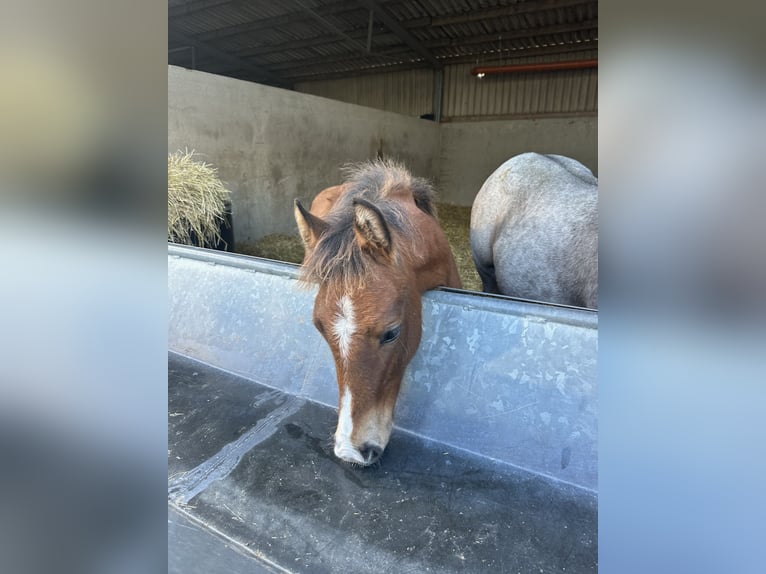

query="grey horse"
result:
[470,153,598,308]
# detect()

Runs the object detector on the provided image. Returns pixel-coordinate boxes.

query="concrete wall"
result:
[436,116,598,205]
[168,66,440,243]
[169,66,597,237]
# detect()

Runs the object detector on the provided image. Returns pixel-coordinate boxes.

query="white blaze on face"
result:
[334,388,364,464]
[332,294,356,363]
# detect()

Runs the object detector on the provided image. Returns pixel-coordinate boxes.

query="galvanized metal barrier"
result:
[168,244,597,491]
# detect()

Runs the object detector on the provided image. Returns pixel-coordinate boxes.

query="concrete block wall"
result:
[436,117,598,205]
[169,66,597,239]
[168,66,440,243]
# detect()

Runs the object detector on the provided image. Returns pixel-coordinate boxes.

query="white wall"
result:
[168,66,440,243]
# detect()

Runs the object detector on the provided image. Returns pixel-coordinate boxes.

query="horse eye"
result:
[380,325,401,345]
[314,318,325,334]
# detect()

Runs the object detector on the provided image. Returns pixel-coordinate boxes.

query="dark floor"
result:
[168,353,597,574]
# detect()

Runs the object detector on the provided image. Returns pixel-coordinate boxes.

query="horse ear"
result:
[294,199,328,250]
[353,198,392,255]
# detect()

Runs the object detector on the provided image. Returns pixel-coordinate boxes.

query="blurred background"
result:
[0,2,167,574]
[599,2,766,573]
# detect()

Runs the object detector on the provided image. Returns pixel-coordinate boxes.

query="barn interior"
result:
[168,0,597,290]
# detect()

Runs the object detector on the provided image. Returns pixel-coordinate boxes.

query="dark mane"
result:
[300,159,437,288]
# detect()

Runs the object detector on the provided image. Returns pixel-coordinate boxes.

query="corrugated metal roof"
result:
[169,0,598,87]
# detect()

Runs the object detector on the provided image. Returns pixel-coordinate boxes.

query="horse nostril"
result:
[359,443,383,464]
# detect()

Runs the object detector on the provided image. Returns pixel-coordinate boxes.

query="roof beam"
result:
[264,47,412,73]
[195,0,367,43]
[431,0,594,26]
[355,0,440,67]
[175,1,596,68]
[262,22,598,73]
[290,0,373,56]
[435,41,597,64]
[168,26,287,86]
[239,1,590,68]
[284,44,596,83]
[193,39,597,84]
[169,0,238,18]
[224,10,597,60]
[237,25,394,59]
[245,16,597,63]
[282,43,598,82]
[289,60,434,83]
[426,21,598,50]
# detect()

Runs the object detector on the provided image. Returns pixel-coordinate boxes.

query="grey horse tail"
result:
[473,252,500,294]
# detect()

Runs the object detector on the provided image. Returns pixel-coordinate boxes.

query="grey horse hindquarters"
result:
[470,153,598,308]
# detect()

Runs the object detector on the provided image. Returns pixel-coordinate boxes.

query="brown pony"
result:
[294,161,461,466]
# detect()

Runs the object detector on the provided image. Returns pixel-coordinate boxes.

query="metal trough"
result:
[168,244,598,573]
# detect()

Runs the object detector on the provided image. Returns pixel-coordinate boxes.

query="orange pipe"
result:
[471,59,598,76]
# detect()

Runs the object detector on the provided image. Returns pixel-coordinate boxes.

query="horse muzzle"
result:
[334,440,384,466]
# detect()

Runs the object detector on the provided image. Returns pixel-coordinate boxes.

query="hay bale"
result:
[168,150,231,248]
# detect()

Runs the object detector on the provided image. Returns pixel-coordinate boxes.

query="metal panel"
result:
[168,244,598,490]
[295,51,597,118]
[442,52,598,118]
[295,67,436,117]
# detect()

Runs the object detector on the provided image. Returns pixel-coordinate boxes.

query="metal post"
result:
[366,9,374,53]
[168,46,196,70]
[433,68,444,122]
